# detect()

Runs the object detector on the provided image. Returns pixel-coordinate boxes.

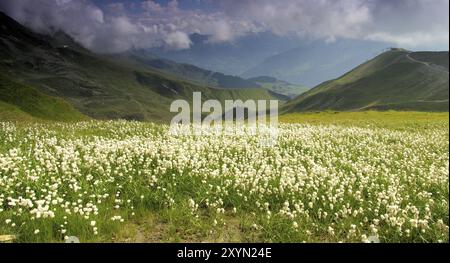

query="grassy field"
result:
[0,111,448,243]
[280,111,449,129]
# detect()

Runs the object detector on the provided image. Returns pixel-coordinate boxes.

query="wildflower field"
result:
[0,112,448,243]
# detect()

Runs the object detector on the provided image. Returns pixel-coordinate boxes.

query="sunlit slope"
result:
[0,73,87,121]
[284,49,449,112]
[0,101,35,122]
[0,12,277,122]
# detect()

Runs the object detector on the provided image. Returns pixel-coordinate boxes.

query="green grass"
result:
[280,111,449,129]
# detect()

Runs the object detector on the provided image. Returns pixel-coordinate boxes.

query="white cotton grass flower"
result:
[65,236,80,243]
[0,120,447,242]
[111,215,124,222]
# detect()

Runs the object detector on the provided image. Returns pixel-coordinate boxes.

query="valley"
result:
[0,8,448,244]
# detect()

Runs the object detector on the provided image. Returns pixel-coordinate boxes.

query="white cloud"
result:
[0,0,448,52]
[207,20,234,43]
[217,0,448,49]
[163,31,192,50]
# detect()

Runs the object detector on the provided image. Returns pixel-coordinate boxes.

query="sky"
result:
[0,0,448,53]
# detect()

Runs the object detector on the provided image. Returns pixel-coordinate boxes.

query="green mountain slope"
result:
[284,49,449,113]
[0,73,87,121]
[0,101,35,121]
[0,12,277,122]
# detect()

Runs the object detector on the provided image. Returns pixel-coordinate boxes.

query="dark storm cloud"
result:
[0,0,448,53]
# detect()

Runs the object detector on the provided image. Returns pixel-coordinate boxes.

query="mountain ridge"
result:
[283,49,449,113]
[0,12,279,122]
[113,49,263,89]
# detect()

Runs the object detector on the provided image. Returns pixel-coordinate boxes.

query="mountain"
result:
[153,34,389,87]
[247,76,309,98]
[150,32,300,76]
[0,12,278,122]
[283,49,449,113]
[115,50,307,98]
[242,39,388,86]
[113,50,261,89]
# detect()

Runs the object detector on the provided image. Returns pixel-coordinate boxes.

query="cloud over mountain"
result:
[0,0,448,53]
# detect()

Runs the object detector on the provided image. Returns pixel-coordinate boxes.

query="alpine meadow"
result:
[0,0,448,246]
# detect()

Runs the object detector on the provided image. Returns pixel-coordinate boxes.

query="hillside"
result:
[0,12,278,122]
[0,101,35,121]
[283,49,449,113]
[0,73,87,121]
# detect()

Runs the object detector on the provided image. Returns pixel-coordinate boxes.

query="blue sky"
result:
[0,0,448,52]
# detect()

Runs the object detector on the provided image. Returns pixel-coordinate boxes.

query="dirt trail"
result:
[406,53,431,67]
[406,53,449,74]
